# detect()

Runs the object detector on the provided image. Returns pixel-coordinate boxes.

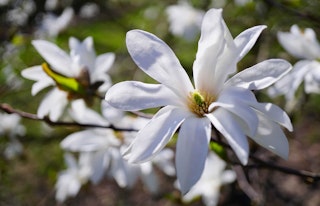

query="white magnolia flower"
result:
[268,25,320,105]
[166,1,204,41]
[106,8,293,194]
[0,113,26,138]
[0,113,25,159]
[62,100,174,193]
[36,7,74,38]
[21,36,115,121]
[180,152,236,206]
[55,153,91,202]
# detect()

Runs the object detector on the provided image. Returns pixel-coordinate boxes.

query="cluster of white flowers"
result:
[5,0,317,205]
[268,25,320,111]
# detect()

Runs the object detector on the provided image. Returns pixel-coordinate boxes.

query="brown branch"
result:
[248,155,320,183]
[2,103,320,182]
[210,137,320,183]
[0,103,138,132]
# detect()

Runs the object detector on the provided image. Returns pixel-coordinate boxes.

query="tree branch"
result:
[210,137,320,183]
[0,103,138,132]
[248,155,320,183]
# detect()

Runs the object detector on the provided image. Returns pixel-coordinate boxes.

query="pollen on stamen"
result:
[187,90,216,117]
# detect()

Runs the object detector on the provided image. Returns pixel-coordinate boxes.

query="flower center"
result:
[187,90,216,117]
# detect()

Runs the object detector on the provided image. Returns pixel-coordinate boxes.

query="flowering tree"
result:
[1,0,320,205]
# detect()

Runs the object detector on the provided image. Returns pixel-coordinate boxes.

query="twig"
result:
[232,165,264,204]
[210,137,320,183]
[262,0,320,27]
[0,103,138,132]
[248,155,320,183]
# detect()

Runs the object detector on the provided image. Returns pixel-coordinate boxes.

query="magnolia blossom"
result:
[60,101,175,196]
[55,153,91,202]
[0,113,26,159]
[21,37,115,121]
[36,7,74,38]
[180,152,236,206]
[268,25,320,107]
[166,1,204,41]
[106,8,293,194]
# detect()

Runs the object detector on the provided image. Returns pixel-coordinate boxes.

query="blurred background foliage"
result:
[1,0,320,205]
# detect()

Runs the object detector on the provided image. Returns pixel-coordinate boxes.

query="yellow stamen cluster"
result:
[187,90,216,117]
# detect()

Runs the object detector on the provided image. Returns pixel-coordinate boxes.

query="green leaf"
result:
[42,63,85,94]
[209,141,227,161]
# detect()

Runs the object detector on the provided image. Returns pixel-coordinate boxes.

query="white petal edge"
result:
[123,106,189,163]
[126,29,194,100]
[176,116,211,194]
[37,88,68,121]
[234,25,267,61]
[249,112,289,159]
[61,129,117,152]
[105,81,183,111]
[210,87,259,136]
[193,8,224,93]
[207,109,249,165]
[226,59,292,90]
[32,40,73,77]
[250,102,293,132]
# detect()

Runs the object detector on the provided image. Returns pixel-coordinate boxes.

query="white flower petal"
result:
[234,25,267,61]
[124,106,189,163]
[139,162,159,194]
[69,99,109,126]
[304,61,320,93]
[90,150,110,184]
[250,102,293,132]
[105,81,183,111]
[207,109,249,165]
[21,65,46,81]
[278,25,320,59]
[267,60,311,100]
[94,52,115,75]
[61,129,117,152]
[110,149,135,188]
[31,78,55,95]
[210,87,258,136]
[70,36,96,74]
[249,112,289,159]
[21,66,55,95]
[37,88,68,121]
[227,59,292,90]
[176,117,211,194]
[152,148,176,176]
[32,40,73,77]
[193,8,224,93]
[126,30,194,99]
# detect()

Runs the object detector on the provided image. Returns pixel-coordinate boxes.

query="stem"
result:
[0,103,138,132]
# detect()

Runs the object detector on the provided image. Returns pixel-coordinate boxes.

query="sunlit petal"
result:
[193,8,224,93]
[32,40,73,77]
[249,112,289,159]
[234,25,267,61]
[250,102,293,131]
[226,59,292,90]
[105,81,183,111]
[126,30,194,99]
[124,106,189,163]
[207,109,249,165]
